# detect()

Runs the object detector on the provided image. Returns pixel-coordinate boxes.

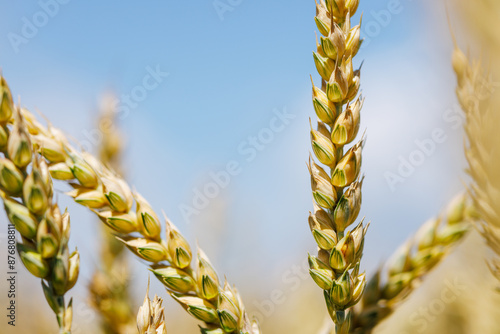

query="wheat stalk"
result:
[88,96,136,334]
[351,193,474,333]
[0,76,259,334]
[307,0,366,333]
[0,77,79,333]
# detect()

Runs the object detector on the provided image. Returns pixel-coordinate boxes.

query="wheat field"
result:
[0,0,500,333]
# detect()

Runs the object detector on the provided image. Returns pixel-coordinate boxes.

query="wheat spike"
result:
[452,43,500,284]
[454,0,500,290]
[307,1,366,333]
[137,279,167,334]
[0,76,260,334]
[0,77,79,334]
[88,95,136,334]
[351,194,475,333]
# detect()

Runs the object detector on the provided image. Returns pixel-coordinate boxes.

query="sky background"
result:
[0,0,472,332]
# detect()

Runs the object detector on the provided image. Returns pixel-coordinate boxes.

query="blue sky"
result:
[0,0,470,329]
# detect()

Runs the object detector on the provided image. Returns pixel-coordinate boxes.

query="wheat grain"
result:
[0,76,259,333]
[307,1,365,333]
[0,78,79,334]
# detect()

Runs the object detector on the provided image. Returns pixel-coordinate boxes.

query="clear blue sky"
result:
[0,0,468,328]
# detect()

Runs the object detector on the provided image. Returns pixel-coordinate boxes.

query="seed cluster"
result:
[0,77,79,334]
[307,1,366,333]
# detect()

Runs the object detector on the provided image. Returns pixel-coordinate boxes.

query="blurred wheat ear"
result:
[0,81,79,333]
[88,94,136,334]
[350,193,475,333]
[452,41,500,285]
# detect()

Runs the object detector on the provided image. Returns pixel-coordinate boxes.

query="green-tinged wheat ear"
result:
[0,97,78,333]
[350,193,475,333]
[7,88,261,333]
[307,1,366,333]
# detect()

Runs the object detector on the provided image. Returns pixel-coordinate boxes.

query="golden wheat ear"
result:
[88,94,136,334]
[452,43,500,285]
[0,85,79,333]
[451,0,500,288]
[348,193,475,333]
[0,76,260,333]
[307,1,366,333]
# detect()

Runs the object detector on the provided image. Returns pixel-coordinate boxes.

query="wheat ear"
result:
[452,45,500,284]
[307,1,366,333]
[351,193,474,333]
[136,278,168,334]
[88,98,136,334]
[0,77,259,334]
[0,77,79,333]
